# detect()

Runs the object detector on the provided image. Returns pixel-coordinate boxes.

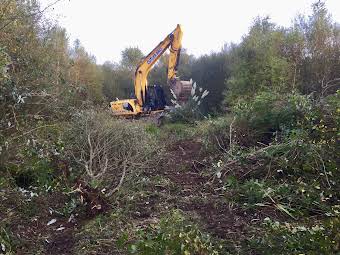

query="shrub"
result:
[197,116,234,152]
[2,124,65,191]
[232,91,311,145]
[262,92,339,187]
[227,178,333,217]
[250,217,340,254]
[166,81,209,124]
[167,100,204,124]
[64,109,161,191]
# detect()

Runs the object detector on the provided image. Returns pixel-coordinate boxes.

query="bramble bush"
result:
[232,91,312,145]
[228,90,338,183]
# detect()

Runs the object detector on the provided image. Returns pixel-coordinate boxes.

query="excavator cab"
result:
[110,99,141,116]
[144,85,167,111]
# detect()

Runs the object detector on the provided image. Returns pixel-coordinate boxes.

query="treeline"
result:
[148,1,339,112]
[102,1,339,113]
[0,0,339,129]
[0,0,103,116]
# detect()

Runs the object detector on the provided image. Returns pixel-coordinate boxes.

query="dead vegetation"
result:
[64,109,162,196]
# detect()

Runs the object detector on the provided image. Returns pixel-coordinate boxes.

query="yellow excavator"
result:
[110,24,191,116]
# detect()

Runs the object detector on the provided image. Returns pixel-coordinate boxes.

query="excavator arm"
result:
[134,24,183,106]
[110,24,191,116]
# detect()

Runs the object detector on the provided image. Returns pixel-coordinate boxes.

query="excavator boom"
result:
[134,24,184,106]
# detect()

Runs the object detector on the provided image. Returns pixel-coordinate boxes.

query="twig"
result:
[193,160,208,167]
[321,78,340,96]
[11,106,19,130]
[229,116,236,155]
[264,159,273,180]
[8,124,56,142]
[106,162,127,197]
[87,132,93,177]
[215,135,228,154]
[313,148,331,188]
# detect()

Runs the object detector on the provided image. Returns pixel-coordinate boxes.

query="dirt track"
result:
[4,137,281,254]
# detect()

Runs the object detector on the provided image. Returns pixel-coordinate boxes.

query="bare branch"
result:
[106,162,127,197]
[321,78,340,96]
[229,116,236,155]
[8,124,56,142]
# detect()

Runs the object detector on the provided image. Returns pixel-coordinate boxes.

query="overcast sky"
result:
[41,0,340,64]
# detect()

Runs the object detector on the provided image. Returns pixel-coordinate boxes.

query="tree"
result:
[101,47,145,101]
[191,50,231,112]
[120,47,144,71]
[69,41,103,104]
[226,17,294,103]
[295,1,340,94]
[102,61,117,100]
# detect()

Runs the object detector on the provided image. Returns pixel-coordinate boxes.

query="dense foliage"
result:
[0,0,339,254]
